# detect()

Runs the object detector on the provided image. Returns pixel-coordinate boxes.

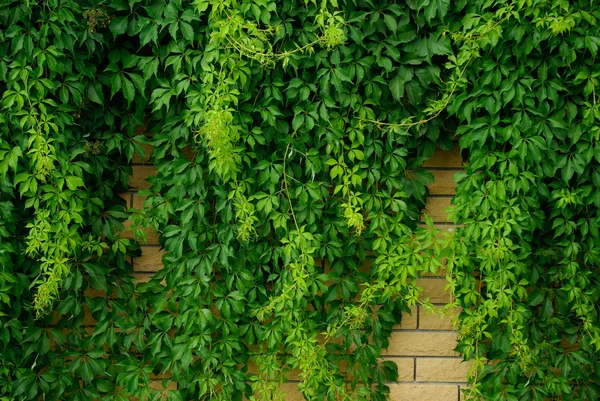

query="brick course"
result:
[389,383,460,401]
[416,358,471,383]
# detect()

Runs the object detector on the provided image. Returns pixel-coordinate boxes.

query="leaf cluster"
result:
[0,0,453,400]
[443,1,600,400]
[5,0,598,400]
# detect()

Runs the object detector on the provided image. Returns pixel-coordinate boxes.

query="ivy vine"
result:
[445,1,600,400]
[0,0,599,401]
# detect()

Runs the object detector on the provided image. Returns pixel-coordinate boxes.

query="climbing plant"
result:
[443,1,600,400]
[128,0,450,399]
[1,0,599,400]
[0,1,144,400]
[0,0,451,400]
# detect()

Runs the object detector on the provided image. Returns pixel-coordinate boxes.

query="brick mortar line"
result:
[427,194,455,198]
[413,358,417,382]
[132,271,155,277]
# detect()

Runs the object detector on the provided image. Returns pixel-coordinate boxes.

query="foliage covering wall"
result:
[0,0,599,400]
[447,2,600,400]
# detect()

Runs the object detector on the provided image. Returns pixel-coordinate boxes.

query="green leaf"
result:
[139,24,158,47]
[377,57,393,72]
[292,113,305,131]
[87,82,105,104]
[65,176,84,190]
[127,73,146,96]
[110,16,129,37]
[390,75,405,101]
[122,76,136,105]
[383,14,397,32]
[181,22,194,41]
[110,73,123,99]
[142,57,159,80]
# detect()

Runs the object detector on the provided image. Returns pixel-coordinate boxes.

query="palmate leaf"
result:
[110,16,129,37]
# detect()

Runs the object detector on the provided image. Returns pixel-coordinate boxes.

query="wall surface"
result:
[123,144,469,401]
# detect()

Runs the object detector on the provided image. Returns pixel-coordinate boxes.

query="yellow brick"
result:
[83,304,95,325]
[428,170,460,196]
[434,224,458,234]
[129,165,156,190]
[423,197,453,223]
[384,332,459,357]
[149,380,177,390]
[133,247,165,272]
[132,273,168,288]
[83,287,108,298]
[460,385,473,400]
[389,383,459,401]
[418,278,451,304]
[423,144,463,168]
[416,358,470,383]
[383,357,414,382]
[393,305,417,330]
[419,305,459,331]
[132,143,154,163]
[132,273,153,284]
[132,193,148,210]
[420,269,448,278]
[182,145,196,161]
[416,223,456,242]
[134,124,147,136]
[118,192,132,207]
[279,383,304,401]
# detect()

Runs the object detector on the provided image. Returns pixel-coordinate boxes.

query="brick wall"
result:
[122,144,469,401]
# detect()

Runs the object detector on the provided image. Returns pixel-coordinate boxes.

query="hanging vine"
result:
[0,0,599,400]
